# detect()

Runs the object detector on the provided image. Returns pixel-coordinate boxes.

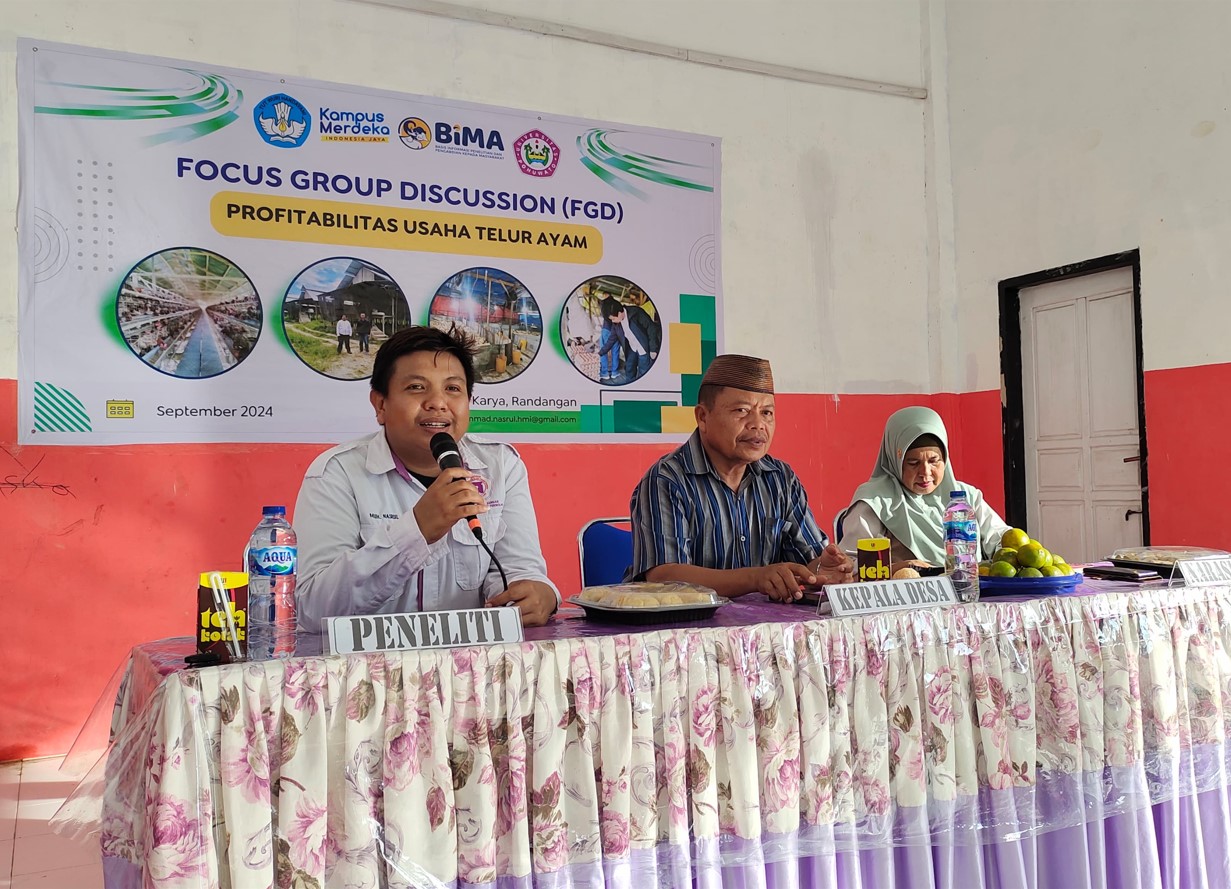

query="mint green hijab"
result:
[841,406,990,564]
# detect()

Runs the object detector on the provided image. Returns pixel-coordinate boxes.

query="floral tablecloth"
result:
[88,583,1231,888]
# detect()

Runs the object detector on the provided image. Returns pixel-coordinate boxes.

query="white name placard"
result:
[326,607,524,655]
[1176,558,1231,587]
[825,576,960,617]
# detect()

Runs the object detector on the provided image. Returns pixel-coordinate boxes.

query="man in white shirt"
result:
[600,298,660,382]
[336,314,353,354]
[294,326,559,629]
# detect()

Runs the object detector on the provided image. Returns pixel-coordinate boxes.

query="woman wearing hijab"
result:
[836,406,1009,568]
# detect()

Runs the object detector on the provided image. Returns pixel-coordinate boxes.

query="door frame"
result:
[997,249,1149,541]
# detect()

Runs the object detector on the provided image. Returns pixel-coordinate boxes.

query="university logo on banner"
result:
[253,93,311,148]
[515,130,560,177]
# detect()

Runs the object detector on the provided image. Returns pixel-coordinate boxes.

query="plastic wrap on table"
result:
[576,581,722,608]
[57,581,1231,887]
[1108,546,1229,565]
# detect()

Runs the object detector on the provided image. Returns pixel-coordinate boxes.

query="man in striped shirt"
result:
[628,354,853,601]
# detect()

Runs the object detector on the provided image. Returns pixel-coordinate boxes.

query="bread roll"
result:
[679,591,716,604]
[892,567,922,580]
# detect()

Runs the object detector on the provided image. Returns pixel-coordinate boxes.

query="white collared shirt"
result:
[293,431,558,631]
[620,315,646,355]
[336,319,353,335]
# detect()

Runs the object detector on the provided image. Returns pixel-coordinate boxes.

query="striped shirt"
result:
[628,430,829,579]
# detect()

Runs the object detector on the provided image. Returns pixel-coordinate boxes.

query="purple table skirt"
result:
[99,781,1230,889]
[97,580,1229,889]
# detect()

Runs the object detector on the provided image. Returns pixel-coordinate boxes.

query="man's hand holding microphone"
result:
[415,433,556,626]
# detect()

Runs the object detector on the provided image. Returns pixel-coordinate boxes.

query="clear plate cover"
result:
[575,581,722,609]
[1108,546,1230,566]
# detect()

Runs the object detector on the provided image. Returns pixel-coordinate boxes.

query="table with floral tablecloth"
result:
[88,582,1231,889]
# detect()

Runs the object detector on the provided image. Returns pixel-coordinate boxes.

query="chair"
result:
[833,507,850,548]
[577,518,634,588]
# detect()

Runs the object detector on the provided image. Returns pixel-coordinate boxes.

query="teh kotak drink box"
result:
[857,538,892,581]
[197,571,249,661]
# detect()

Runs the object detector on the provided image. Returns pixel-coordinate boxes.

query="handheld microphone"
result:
[428,431,509,594]
[429,432,483,539]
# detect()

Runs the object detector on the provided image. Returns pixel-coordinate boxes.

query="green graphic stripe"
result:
[679,293,717,406]
[578,129,714,194]
[36,401,80,432]
[35,382,91,427]
[590,130,709,178]
[35,71,242,143]
[147,111,241,145]
[580,404,601,433]
[36,72,237,117]
[612,400,673,434]
[469,411,581,433]
[679,293,717,342]
[34,382,91,432]
[681,373,703,407]
[579,155,644,199]
[274,291,292,350]
[101,293,125,349]
[548,305,567,362]
[590,130,708,169]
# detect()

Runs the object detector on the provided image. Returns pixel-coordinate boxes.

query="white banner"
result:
[17,40,722,444]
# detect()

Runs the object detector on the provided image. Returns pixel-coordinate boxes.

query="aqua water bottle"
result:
[944,491,980,603]
[244,506,297,657]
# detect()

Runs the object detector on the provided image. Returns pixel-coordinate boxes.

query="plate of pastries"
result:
[569,582,724,624]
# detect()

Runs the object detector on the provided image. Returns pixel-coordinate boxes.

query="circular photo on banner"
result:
[561,275,661,385]
[283,257,411,381]
[117,247,261,379]
[428,267,543,383]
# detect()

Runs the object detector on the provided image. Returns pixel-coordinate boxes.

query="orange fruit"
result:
[1001,528,1031,550]
[993,547,1019,568]
[1017,543,1052,570]
[990,561,1017,577]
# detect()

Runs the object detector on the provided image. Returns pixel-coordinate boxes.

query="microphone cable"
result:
[430,431,508,592]
[473,525,509,592]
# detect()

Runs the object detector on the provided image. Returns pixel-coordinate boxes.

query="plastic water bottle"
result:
[944,491,980,603]
[245,506,297,658]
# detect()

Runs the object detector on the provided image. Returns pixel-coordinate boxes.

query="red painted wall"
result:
[1143,364,1231,551]
[0,380,1009,760]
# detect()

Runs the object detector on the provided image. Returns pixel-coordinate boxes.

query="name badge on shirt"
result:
[326,607,524,655]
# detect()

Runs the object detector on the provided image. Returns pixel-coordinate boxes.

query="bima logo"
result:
[398,117,432,150]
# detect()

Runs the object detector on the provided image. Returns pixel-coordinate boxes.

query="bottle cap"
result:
[949,490,966,498]
[262,506,286,515]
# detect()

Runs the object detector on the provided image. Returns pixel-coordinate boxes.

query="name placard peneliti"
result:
[1176,558,1231,587]
[326,607,524,655]
[825,576,960,617]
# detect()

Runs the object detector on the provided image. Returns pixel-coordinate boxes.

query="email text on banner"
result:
[826,576,959,617]
[327,607,524,655]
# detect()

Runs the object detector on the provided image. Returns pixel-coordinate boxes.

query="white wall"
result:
[0,0,937,394]
[944,0,1231,390]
